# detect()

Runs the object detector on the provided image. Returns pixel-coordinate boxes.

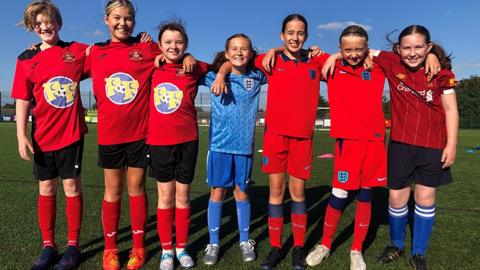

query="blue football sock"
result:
[208,200,223,245]
[412,204,435,256]
[235,199,251,243]
[388,204,408,249]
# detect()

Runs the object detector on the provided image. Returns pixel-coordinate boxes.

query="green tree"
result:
[456,76,480,128]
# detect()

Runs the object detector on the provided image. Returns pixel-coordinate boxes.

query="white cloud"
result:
[317,21,372,32]
[86,29,105,37]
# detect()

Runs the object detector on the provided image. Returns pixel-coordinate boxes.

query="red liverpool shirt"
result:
[373,51,456,149]
[85,38,159,145]
[11,41,88,151]
[147,61,208,145]
[256,53,329,138]
[327,60,386,141]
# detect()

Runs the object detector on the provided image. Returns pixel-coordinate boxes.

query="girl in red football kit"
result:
[304,25,387,270]
[254,14,330,270]
[83,1,159,269]
[12,1,87,269]
[369,25,458,270]
[147,21,208,270]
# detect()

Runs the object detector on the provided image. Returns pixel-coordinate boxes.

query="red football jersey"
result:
[11,41,88,151]
[85,39,159,145]
[373,51,456,149]
[256,53,329,138]
[147,61,208,145]
[327,60,386,141]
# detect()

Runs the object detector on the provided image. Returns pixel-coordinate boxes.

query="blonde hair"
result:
[104,0,136,18]
[20,0,62,32]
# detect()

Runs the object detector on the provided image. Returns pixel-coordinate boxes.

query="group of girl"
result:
[12,1,457,270]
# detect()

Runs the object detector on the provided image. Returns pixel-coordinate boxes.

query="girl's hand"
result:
[154,54,166,67]
[183,54,197,73]
[26,44,37,51]
[86,45,92,56]
[307,46,323,58]
[262,48,277,74]
[322,53,342,79]
[441,144,456,168]
[138,32,152,43]
[425,53,441,82]
[364,56,373,70]
[17,135,34,161]
[211,75,228,95]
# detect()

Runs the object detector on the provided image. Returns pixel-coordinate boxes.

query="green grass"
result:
[0,122,479,269]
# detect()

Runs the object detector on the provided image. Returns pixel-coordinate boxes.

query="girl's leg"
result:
[233,186,250,243]
[289,175,307,248]
[352,188,373,251]
[102,168,125,250]
[388,187,411,250]
[208,187,226,245]
[268,173,286,248]
[62,177,83,248]
[157,181,175,251]
[321,188,349,249]
[126,167,147,249]
[38,179,59,248]
[175,182,191,250]
[412,184,436,256]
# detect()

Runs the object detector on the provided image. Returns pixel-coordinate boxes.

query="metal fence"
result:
[0,90,270,124]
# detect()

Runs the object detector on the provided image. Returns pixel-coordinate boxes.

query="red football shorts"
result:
[261,132,313,180]
[332,139,387,190]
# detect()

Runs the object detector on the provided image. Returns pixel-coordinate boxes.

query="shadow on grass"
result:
[77,184,389,267]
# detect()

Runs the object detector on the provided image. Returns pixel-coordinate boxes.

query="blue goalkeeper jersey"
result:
[203,69,267,155]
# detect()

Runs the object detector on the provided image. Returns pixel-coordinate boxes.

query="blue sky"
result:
[1,0,479,104]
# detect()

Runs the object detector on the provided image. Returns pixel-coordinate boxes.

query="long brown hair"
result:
[388,25,452,70]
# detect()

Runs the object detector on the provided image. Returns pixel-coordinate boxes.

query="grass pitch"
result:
[0,123,479,269]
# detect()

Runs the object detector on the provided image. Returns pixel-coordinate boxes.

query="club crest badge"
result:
[62,51,76,63]
[361,71,371,80]
[243,78,254,91]
[338,171,349,183]
[395,73,406,80]
[129,49,143,62]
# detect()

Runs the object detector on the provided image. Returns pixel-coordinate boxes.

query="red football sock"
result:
[351,200,372,251]
[321,205,342,249]
[129,193,147,248]
[268,217,284,248]
[175,207,191,248]
[38,194,56,248]
[291,213,307,247]
[66,194,83,248]
[102,200,120,250]
[157,208,174,250]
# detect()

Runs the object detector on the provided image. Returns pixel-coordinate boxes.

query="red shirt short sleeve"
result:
[11,41,88,151]
[147,61,208,145]
[89,39,160,145]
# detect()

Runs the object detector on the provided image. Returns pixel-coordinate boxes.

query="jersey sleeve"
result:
[436,69,457,94]
[148,41,161,57]
[372,50,397,72]
[254,53,268,75]
[196,61,209,77]
[11,59,33,100]
[200,71,216,87]
[256,69,268,85]
[83,46,92,77]
[311,53,330,69]
[75,42,90,80]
